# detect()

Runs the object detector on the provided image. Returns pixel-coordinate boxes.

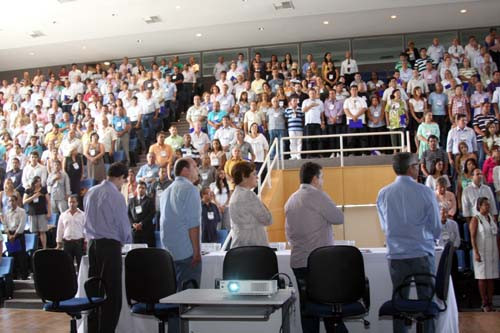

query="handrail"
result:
[279,130,407,167]
[257,138,279,198]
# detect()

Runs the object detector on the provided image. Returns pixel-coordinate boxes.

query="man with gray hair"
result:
[376,152,441,333]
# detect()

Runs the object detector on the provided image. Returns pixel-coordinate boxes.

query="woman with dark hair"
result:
[470,197,499,312]
[283,53,293,70]
[210,169,231,230]
[425,159,450,190]
[63,146,84,196]
[228,161,272,248]
[84,132,106,182]
[22,176,51,249]
[457,157,478,211]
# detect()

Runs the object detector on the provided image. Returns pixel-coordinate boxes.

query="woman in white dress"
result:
[228,161,272,248]
[470,197,499,312]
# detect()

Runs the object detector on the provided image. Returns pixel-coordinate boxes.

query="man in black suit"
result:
[128,181,155,247]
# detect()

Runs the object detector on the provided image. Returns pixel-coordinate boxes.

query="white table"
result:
[77,248,459,333]
[162,288,295,333]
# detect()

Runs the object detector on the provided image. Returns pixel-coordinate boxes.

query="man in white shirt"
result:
[22,151,48,189]
[302,89,325,157]
[213,56,228,81]
[56,195,86,271]
[216,84,235,112]
[59,129,83,157]
[448,38,465,65]
[465,36,480,62]
[186,95,208,130]
[461,169,497,222]
[2,195,28,279]
[340,51,358,86]
[428,38,445,64]
[215,71,234,95]
[214,116,237,152]
[68,63,82,83]
[119,57,132,75]
[190,121,210,154]
[343,85,368,154]
[382,77,409,110]
[140,89,160,146]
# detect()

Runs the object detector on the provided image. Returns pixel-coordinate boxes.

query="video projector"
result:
[219,280,278,296]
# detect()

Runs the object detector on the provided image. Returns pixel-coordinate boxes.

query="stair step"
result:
[3,298,44,310]
[14,280,35,290]
[13,289,39,299]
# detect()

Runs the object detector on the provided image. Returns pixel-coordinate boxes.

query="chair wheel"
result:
[363,319,370,328]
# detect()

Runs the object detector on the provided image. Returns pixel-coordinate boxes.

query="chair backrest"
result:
[48,213,58,226]
[0,257,13,277]
[80,179,96,190]
[307,246,366,304]
[435,243,455,302]
[463,223,470,243]
[125,248,177,304]
[223,246,279,281]
[25,234,38,252]
[33,249,77,302]
[217,229,229,246]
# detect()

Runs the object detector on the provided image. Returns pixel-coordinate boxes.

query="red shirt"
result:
[482,156,498,184]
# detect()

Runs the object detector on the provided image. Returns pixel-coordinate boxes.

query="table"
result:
[162,288,295,333]
[77,248,459,333]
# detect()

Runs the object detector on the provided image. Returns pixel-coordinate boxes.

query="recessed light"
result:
[111,13,117,17]
[82,46,87,50]
[258,27,264,31]
[323,21,329,25]
[104,61,110,66]
[29,52,35,56]
[460,9,467,13]
[175,5,181,9]
[195,33,202,37]
[52,20,57,24]
[136,39,142,43]
[390,15,397,19]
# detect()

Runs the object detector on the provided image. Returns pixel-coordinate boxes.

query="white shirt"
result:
[343,96,367,124]
[428,44,445,63]
[22,163,48,189]
[448,45,465,64]
[126,105,142,122]
[216,94,235,112]
[340,59,358,75]
[56,209,85,242]
[68,70,82,83]
[461,183,497,217]
[98,127,117,153]
[302,98,324,125]
[59,138,83,157]
[216,79,234,95]
[190,131,211,153]
[214,126,237,147]
[2,207,26,234]
[382,87,409,102]
[140,97,160,115]
[438,219,461,248]
[245,134,269,163]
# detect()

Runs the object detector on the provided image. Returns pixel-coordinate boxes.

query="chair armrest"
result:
[392,273,436,313]
[84,277,108,304]
[363,277,370,310]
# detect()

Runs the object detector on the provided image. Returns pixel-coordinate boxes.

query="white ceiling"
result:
[0,0,498,71]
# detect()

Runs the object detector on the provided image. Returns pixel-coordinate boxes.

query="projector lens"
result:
[228,281,239,293]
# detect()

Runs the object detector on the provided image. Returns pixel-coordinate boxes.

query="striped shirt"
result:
[472,114,497,142]
[284,107,304,131]
[415,56,435,73]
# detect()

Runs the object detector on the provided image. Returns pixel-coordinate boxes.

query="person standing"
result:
[128,181,155,248]
[285,162,344,333]
[1,195,28,280]
[469,197,499,312]
[47,159,71,217]
[160,158,202,289]
[56,195,85,272]
[376,153,441,333]
[84,163,131,333]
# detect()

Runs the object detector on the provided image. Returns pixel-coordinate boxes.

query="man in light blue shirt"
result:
[376,153,441,333]
[428,83,448,148]
[84,162,131,333]
[160,157,202,289]
[135,152,159,189]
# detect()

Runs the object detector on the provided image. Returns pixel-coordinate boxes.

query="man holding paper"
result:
[343,85,368,155]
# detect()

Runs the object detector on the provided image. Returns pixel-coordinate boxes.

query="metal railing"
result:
[279,130,409,168]
[257,138,279,198]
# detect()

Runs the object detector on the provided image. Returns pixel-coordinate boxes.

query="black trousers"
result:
[88,238,122,333]
[304,123,322,157]
[63,239,84,272]
[433,115,448,149]
[347,125,368,155]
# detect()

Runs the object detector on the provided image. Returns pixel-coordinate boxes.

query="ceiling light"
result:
[390,15,397,19]
[143,16,162,24]
[82,46,87,50]
[52,20,57,24]
[258,27,265,31]
[460,9,467,13]
[29,52,35,56]
[136,39,142,43]
[57,0,76,3]
[323,21,329,25]
[111,13,117,17]
[104,61,110,66]
[29,30,45,38]
[195,33,202,37]
[175,5,181,9]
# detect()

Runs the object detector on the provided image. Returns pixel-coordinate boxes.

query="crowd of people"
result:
[0,27,499,332]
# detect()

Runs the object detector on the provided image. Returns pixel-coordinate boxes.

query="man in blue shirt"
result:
[135,152,159,190]
[428,82,448,148]
[376,153,441,333]
[84,162,131,333]
[160,157,202,290]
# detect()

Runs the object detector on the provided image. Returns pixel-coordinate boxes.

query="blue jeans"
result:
[269,129,287,159]
[142,113,156,146]
[477,142,485,169]
[175,256,202,291]
[388,256,435,333]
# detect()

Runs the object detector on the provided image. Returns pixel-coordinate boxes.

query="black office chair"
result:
[222,246,284,287]
[33,249,106,333]
[304,246,370,332]
[378,243,455,333]
[125,248,179,333]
